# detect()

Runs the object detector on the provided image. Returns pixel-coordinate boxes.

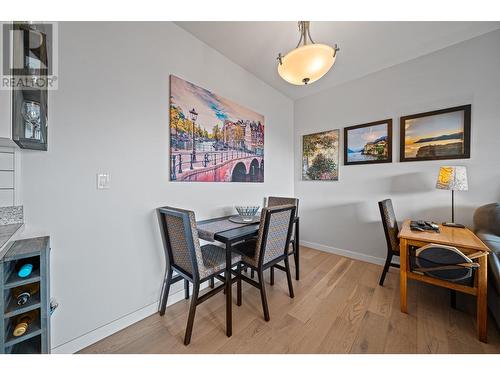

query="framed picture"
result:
[400,105,471,162]
[302,129,339,181]
[344,119,392,165]
[169,75,264,182]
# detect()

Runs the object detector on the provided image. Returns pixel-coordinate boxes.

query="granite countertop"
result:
[0,206,24,260]
[0,223,24,259]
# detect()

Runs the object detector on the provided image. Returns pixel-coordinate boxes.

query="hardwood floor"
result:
[80,247,500,354]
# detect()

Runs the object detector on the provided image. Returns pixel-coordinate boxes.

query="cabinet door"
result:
[0,89,12,139]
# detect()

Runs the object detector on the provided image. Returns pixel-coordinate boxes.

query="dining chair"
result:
[232,204,296,321]
[378,199,400,286]
[266,196,300,283]
[156,206,241,345]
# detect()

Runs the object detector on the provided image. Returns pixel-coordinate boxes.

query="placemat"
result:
[197,217,253,242]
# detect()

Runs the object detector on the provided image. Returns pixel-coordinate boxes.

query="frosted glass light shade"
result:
[278,43,336,85]
[436,166,468,191]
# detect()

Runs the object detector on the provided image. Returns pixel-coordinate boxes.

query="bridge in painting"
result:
[171,150,264,182]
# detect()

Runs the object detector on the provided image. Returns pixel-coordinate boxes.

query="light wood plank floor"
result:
[80,247,500,354]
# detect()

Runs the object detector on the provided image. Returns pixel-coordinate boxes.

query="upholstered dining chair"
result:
[157,206,241,345]
[266,196,300,283]
[232,204,296,321]
[378,199,400,286]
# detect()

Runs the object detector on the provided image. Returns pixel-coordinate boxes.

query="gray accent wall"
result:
[20,22,294,352]
[294,29,500,264]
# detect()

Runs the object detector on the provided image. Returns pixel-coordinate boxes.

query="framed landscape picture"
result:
[344,119,392,165]
[400,105,471,162]
[302,129,339,181]
[169,75,265,182]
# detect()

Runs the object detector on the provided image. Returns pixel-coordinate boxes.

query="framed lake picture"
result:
[302,129,339,181]
[400,105,471,162]
[169,75,265,182]
[344,119,392,165]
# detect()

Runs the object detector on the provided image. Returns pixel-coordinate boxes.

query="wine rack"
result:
[1,237,50,354]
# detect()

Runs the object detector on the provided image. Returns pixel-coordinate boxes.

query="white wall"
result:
[294,30,500,264]
[20,22,294,352]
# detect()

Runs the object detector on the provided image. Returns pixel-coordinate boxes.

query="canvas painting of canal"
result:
[400,105,471,162]
[302,130,339,181]
[344,119,393,165]
[169,75,264,182]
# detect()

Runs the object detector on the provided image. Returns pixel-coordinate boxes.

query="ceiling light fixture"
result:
[277,21,339,86]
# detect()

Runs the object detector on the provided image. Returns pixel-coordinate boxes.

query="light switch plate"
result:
[97,173,110,189]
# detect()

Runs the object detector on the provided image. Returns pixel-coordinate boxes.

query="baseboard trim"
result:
[300,240,385,266]
[51,281,210,354]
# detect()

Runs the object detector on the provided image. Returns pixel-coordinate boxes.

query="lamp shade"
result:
[278,44,337,85]
[436,166,468,191]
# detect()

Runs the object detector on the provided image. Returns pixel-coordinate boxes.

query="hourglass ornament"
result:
[21,100,42,141]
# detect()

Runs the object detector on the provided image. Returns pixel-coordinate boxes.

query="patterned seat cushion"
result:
[232,239,259,267]
[200,244,242,278]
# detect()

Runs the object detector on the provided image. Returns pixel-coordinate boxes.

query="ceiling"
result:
[176,21,500,100]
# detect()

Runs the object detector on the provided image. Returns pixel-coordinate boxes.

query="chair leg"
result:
[379,252,393,286]
[159,267,173,316]
[237,263,242,306]
[294,248,300,281]
[284,256,295,298]
[209,276,215,289]
[257,269,270,321]
[251,269,255,279]
[184,282,200,345]
[270,266,275,285]
[184,279,190,299]
[450,290,457,309]
[294,220,300,280]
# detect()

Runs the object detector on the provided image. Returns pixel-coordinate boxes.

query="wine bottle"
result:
[12,310,38,337]
[12,283,40,306]
[17,263,33,278]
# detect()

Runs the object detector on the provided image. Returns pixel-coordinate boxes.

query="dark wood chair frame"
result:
[267,197,300,282]
[157,207,237,345]
[234,205,296,321]
[378,200,400,286]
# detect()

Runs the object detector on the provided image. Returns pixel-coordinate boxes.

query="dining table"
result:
[196,214,299,337]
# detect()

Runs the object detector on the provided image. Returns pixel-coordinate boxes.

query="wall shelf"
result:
[4,269,41,289]
[1,236,51,354]
[5,320,41,347]
[4,292,41,318]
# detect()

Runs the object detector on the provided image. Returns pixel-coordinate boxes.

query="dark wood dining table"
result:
[196,215,299,337]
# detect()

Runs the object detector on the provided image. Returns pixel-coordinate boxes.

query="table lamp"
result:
[436,166,468,228]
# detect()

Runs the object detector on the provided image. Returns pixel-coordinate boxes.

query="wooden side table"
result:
[398,220,490,342]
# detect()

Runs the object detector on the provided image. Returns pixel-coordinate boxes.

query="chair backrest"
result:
[157,206,204,278]
[266,196,299,217]
[255,204,296,266]
[378,199,400,254]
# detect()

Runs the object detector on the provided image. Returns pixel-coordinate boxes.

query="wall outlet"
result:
[96,173,110,189]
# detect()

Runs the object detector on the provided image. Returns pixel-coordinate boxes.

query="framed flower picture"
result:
[302,129,339,181]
